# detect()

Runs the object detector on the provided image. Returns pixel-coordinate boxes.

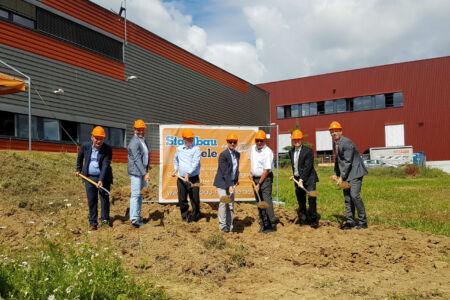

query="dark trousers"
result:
[85,175,110,226]
[343,177,367,225]
[253,174,276,225]
[294,176,318,223]
[177,175,200,220]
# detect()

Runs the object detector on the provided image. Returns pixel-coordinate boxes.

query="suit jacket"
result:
[289,146,318,186]
[334,136,368,181]
[213,149,240,189]
[127,135,150,176]
[76,142,113,183]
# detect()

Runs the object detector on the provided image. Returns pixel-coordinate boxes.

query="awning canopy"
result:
[0,72,27,95]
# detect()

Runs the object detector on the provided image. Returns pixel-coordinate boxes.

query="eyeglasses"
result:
[227,140,237,144]
[255,139,265,143]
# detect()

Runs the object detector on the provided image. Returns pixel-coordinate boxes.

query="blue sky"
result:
[92,0,450,84]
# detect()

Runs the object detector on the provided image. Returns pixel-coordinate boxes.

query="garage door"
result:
[385,124,404,147]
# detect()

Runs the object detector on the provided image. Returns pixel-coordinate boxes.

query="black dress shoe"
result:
[310,221,320,229]
[340,222,355,230]
[355,223,368,229]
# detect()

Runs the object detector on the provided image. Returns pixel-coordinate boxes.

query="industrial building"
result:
[258,56,450,170]
[0,0,269,162]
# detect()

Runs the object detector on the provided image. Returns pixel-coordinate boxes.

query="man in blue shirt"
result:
[76,126,113,231]
[171,128,202,222]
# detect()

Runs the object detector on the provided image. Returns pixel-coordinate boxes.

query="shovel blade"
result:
[220,195,232,203]
[257,201,269,209]
[307,191,320,197]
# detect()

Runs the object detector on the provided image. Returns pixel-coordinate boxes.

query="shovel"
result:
[250,181,269,209]
[78,173,111,195]
[330,176,351,190]
[177,175,202,188]
[290,177,320,197]
[220,186,235,204]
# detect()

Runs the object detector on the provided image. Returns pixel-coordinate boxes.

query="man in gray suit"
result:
[127,119,150,228]
[329,121,368,230]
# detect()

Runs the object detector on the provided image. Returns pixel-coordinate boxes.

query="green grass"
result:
[1,151,449,236]
[276,166,450,236]
[0,241,168,300]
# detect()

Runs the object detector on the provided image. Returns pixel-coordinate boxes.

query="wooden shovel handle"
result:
[78,173,111,195]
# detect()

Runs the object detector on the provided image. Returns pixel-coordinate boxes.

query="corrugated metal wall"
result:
[258,57,450,160]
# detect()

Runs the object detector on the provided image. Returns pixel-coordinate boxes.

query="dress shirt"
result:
[138,136,149,168]
[229,149,238,179]
[250,144,273,177]
[173,144,201,177]
[88,147,101,176]
[293,146,302,176]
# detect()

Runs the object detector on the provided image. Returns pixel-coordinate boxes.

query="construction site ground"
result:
[0,151,449,299]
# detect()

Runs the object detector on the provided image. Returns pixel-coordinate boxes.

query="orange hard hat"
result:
[226,133,238,141]
[329,121,342,130]
[182,128,195,139]
[91,126,106,138]
[255,130,267,140]
[133,119,147,129]
[291,129,303,140]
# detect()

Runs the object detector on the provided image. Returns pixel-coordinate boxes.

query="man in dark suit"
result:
[213,133,240,232]
[288,129,320,228]
[329,121,368,230]
[76,126,113,230]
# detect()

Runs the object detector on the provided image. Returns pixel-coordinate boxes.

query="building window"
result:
[79,123,93,143]
[0,111,15,136]
[354,96,373,111]
[325,100,334,114]
[317,101,325,115]
[17,114,38,139]
[291,104,300,117]
[108,127,125,147]
[284,105,292,118]
[393,92,404,107]
[277,106,284,119]
[42,118,60,141]
[385,93,394,107]
[60,120,78,142]
[335,99,346,113]
[36,8,123,61]
[309,102,317,115]
[301,103,310,117]
[12,13,34,28]
[346,98,354,111]
[0,8,9,19]
[374,94,385,109]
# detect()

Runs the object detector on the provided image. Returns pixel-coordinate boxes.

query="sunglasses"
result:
[255,139,265,143]
[227,140,238,144]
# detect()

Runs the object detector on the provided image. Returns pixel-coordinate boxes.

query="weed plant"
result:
[0,241,168,300]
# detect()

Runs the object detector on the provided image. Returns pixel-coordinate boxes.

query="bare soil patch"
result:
[1,185,449,299]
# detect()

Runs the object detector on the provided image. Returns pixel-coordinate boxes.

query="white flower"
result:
[47,295,55,300]
[87,272,92,277]
[66,203,72,207]
[66,286,72,294]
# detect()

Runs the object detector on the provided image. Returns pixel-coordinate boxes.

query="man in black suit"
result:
[76,126,113,230]
[288,129,319,228]
[213,133,240,232]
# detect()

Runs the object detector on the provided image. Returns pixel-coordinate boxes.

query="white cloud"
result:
[204,42,266,83]
[91,0,450,84]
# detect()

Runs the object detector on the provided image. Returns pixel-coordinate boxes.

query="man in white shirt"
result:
[250,130,277,232]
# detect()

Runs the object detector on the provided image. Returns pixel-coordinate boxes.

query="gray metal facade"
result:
[0,40,269,146]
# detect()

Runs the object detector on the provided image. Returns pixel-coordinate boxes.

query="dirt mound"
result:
[1,183,449,300]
